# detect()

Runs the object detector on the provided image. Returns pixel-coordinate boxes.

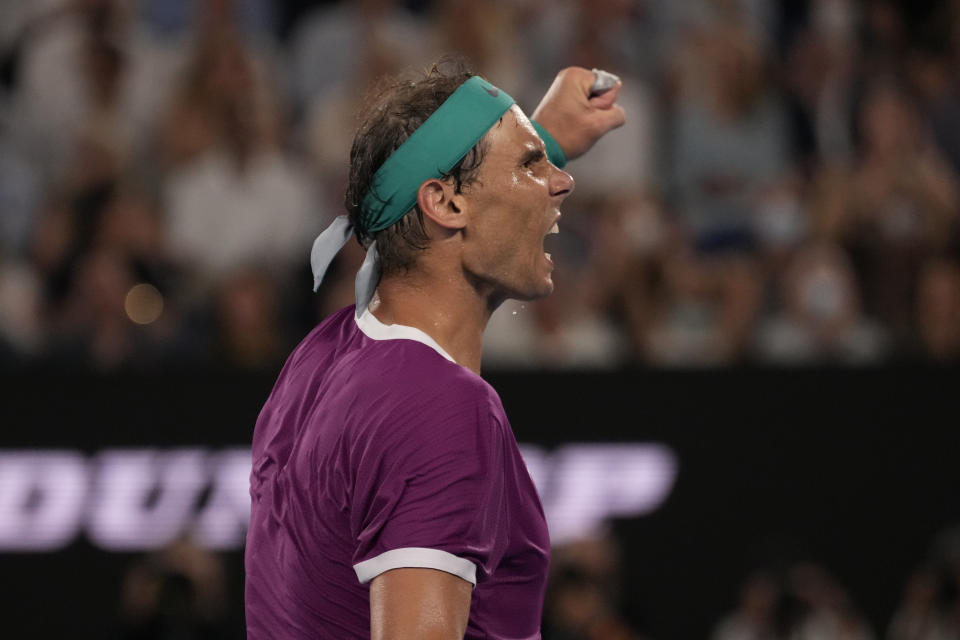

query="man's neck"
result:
[370,272,495,375]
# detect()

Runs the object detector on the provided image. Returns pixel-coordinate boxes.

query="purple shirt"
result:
[245,305,549,639]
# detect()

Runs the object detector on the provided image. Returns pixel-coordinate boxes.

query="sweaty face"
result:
[459,106,575,304]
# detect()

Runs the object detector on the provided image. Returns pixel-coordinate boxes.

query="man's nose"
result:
[550,165,575,199]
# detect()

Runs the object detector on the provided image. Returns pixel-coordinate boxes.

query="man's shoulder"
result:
[284,307,505,427]
[347,343,505,442]
[352,342,499,411]
[293,305,359,361]
[333,313,498,402]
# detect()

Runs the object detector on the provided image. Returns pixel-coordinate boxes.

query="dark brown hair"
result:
[345,58,489,276]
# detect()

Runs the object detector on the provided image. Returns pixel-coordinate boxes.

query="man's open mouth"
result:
[544,221,560,260]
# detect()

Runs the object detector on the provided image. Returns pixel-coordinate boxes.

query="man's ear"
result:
[417,179,467,230]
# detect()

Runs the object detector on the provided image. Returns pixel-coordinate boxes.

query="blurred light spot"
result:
[125,284,164,325]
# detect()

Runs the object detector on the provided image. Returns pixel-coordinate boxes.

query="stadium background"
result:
[1,0,960,638]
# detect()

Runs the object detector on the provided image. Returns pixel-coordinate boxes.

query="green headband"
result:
[361,76,515,233]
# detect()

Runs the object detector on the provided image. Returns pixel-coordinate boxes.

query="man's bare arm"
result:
[531,66,627,162]
[370,568,473,640]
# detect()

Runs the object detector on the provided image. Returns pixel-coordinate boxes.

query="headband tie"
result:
[309,76,566,316]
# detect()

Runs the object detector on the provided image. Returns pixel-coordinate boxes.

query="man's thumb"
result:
[588,82,622,109]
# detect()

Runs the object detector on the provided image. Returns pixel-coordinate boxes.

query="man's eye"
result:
[522,150,545,169]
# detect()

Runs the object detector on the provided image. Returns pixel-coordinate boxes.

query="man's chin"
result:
[510,279,554,302]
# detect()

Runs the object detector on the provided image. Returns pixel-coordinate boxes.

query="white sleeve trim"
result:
[353,547,477,586]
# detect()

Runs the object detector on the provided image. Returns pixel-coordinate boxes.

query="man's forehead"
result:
[507,104,536,133]
[487,105,542,153]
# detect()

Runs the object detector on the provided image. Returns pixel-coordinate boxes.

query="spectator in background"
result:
[545,534,648,640]
[210,267,288,371]
[780,0,860,167]
[711,570,784,640]
[46,246,148,367]
[7,0,173,186]
[0,113,42,260]
[0,259,43,363]
[23,45,182,344]
[859,0,909,79]
[0,97,43,362]
[789,562,874,640]
[288,0,430,120]
[821,81,959,347]
[666,11,790,253]
[156,0,285,169]
[160,16,316,293]
[138,0,277,43]
[888,523,960,640]
[713,562,874,640]
[649,8,788,366]
[33,183,182,370]
[903,1,960,182]
[610,190,678,360]
[432,0,527,97]
[750,173,811,310]
[5,0,116,182]
[27,110,181,368]
[118,536,230,640]
[753,241,887,364]
[1,0,120,271]
[912,256,960,362]
[642,243,761,366]
[887,567,943,640]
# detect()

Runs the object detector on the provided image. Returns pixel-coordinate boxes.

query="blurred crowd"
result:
[1,0,960,371]
[709,523,960,640]
[112,524,960,640]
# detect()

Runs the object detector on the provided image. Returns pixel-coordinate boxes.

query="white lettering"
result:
[87,450,208,551]
[194,448,252,549]
[0,451,88,551]
[545,444,678,544]
[518,445,549,495]
[0,444,678,552]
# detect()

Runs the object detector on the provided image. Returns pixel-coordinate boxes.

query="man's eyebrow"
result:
[519,147,545,165]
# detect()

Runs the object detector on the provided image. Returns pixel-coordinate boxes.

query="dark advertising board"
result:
[1,367,958,638]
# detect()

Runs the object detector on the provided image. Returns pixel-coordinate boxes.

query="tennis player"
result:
[245,60,625,639]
